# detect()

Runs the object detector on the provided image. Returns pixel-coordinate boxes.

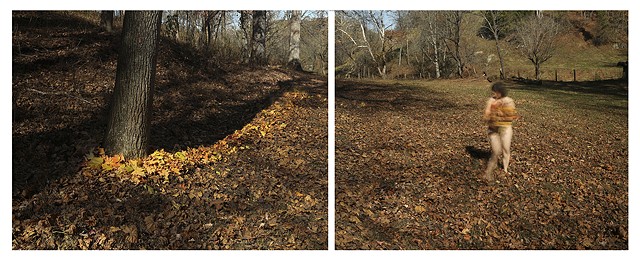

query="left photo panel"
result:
[12,10,328,250]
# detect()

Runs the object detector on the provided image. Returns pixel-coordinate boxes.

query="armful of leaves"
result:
[497,106,520,122]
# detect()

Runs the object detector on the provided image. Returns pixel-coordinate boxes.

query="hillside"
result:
[12,11,328,249]
[477,12,627,81]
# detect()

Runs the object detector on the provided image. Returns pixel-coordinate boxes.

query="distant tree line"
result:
[336,10,628,81]
[100,10,328,74]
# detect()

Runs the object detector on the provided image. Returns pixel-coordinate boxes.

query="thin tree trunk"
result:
[494,38,505,79]
[100,11,114,32]
[104,11,162,159]
[433,40,441,78]
[203,12,211,51]
[482,11,506,80]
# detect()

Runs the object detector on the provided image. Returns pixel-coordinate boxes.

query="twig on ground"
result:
[26,87,93,104]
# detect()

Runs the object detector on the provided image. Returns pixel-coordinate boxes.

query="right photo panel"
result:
[335,10,628,249]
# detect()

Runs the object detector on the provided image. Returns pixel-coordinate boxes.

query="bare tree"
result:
[335,11,362,75]
[515,14,561,81]
[337,11,394,78]
[478,11,506,79]
[363,10,393,78]
[104,11,162,158]
[302,11,328,75]
[240,11,252,63]
[201,11,214,51]
[287,10,303,71]
[251,11,267,65]
[444,11,468,78]
[395,11,446,79]
[422,11,447,79]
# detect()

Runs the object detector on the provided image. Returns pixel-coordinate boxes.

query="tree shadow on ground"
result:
[336,79,457,112]
[508,79,628,98]
[149,75,297,152]
[13,71,318,200]
[12,11,328,201]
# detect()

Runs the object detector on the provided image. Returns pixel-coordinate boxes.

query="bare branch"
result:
[27,88,93,104]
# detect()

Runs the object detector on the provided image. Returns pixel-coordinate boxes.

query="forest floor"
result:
[12,11,328,249]
[335,77,628,249]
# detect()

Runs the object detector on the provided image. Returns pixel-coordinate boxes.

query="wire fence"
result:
[339,66,627,82]
[508,67,625,82]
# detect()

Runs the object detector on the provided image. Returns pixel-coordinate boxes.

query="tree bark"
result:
[240,11,252,63]
[104,11,162,159]
[287,10,303,71]
[251,11,267,65]
[494,36,505,79]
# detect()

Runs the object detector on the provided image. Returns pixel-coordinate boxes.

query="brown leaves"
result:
[12,11,331,250]
[336,79,627,250]
[13,69,328,250]
[122,225,139,244]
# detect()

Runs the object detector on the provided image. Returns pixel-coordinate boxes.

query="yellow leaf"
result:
[175,151,186,161]
[132,166,145,177]
[88,157,104,169]
[109,226,121,232]
[144,165,156,175]
[102,163,113,171]
[159,169,169,179]
[414,205,427,213]
[122,164,134,173]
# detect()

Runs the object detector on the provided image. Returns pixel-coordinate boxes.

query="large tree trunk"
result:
[287,10,303,71]
[104,11,162,159]
[251,11,267,65]
[100,11,114,32]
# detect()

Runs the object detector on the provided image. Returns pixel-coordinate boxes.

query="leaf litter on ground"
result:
[335,78,627,250]
[12,11,328,250]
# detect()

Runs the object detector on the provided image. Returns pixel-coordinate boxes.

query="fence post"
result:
[573,69,577,82]
[555,69,558,82]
